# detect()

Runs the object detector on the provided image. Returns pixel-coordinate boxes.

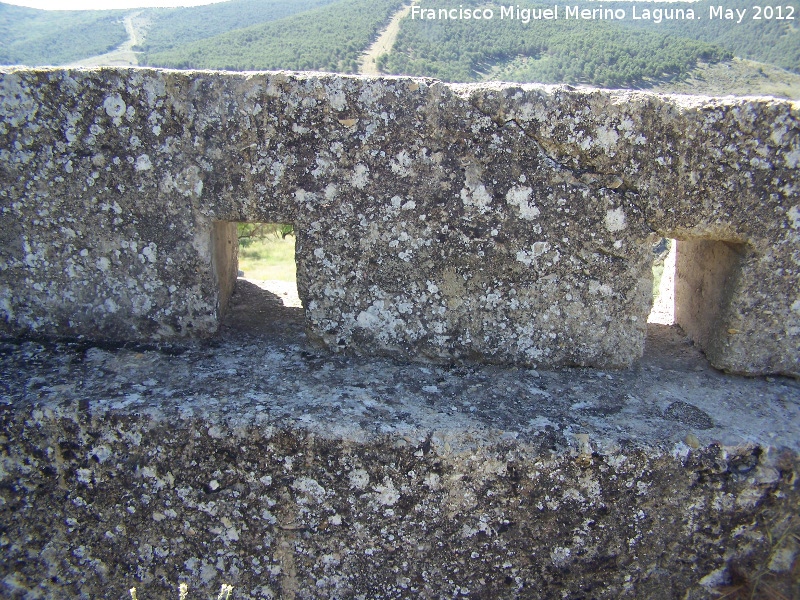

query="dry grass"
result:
[238,234,297,282]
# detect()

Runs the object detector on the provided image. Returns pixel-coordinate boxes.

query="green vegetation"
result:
[238,224,296,282]
[1,0,797,93]
[650,57,800,100]
[651,238,671,298]
[384,0,732,86]
[0,3,126,65]
[141,0,339,55]
[612,0,800,74]
[144,0,404,73]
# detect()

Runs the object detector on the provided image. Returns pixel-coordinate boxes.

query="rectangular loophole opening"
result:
[645,236,747,369]
[644,237,703,370]
[648,237,676,325]
[217,222,305,338]
[649,236,747,334]
[236,222,301,308]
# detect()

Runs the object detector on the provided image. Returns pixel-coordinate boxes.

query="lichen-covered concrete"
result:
[1,300,798,599]
[1,68,798,375]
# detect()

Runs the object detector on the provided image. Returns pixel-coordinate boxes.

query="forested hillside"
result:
[382,0,732,87]
[0,0,797,96]
[0,3,126,66]
[143,0,404,72]
[141,0,339,55]
[610,0,800,74]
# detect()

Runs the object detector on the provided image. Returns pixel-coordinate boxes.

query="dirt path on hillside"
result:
[358,3,414,75]
[69,11,150,67]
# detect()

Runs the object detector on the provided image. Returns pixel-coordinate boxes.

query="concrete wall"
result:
[212,221,239,319]
[1,68,798,375]
[675,239,745,369]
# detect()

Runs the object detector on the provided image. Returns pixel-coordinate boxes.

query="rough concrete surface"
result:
[0,283,798,599]
[1,68,798,375]
[1,68,798,596]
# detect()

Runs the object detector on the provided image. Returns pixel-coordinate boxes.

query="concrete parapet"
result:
[1,68,798,375]
[0,330,798,599]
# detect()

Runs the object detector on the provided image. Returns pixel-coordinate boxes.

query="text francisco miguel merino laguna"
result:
[411,5,749,23]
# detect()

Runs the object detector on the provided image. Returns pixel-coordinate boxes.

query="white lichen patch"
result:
[141,243,157,264]
[291,477,327,504]
[785,148,800,169]
[516,242,550,266]
[324,183,338,201]
[788,205,800,229]
[594,125,619,151]
[351,164,369,189]
[327,90,347,112]
[550,546,571,566]
[0,73,38,127]
[373,479,400,506]
[355,300,402,342]
[604,207,626,232]
[768,546,798,573]
[506,186,538,220]
[460,164,493,213]
[390,150,413,177]
[134,154,152,172]
[349,469,369,490]
[160,166,205,198]
[588,280,612,297]
[698,567,728,588]
[103,94,126,118]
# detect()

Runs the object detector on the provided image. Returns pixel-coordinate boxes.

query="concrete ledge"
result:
[1,310,798,598]
[1,68,798,375]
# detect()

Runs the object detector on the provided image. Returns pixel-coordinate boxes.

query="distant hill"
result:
[0,0,797,98]
[0,0,347,67]
[382,0,733,87]
[141,0,340,55]
[651,57,800,99]
[143,0,404,72]
[0,3,126,66]
[609,0,800,74]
